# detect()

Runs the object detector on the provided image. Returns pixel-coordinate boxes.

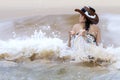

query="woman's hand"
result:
[69,31,75,35]
[78,29,86,36]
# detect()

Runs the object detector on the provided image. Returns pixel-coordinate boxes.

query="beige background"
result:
[0,0,120,21]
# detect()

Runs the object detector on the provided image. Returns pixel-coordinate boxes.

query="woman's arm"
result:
[68,31,72,47]
[96,27,101,46]
[68,25,76,47]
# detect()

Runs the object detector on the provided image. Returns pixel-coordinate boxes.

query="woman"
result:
[68,6,101,47]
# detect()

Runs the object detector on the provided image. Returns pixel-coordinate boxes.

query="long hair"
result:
[85,18,91,31]
[84,7,96,31]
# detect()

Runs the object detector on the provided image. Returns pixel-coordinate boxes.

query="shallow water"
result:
[1,60,120,80]
[0,14,120,80]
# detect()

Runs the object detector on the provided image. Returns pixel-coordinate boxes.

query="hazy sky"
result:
[0,0,119,20]
[0,0,119,9]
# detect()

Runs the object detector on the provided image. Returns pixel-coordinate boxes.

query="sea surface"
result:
[0,14,120,80]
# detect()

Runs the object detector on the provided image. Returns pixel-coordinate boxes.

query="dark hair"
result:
[85,18,91,31]
[83,7,96,31]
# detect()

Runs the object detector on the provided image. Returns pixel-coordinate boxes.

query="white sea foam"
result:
[0,14,120,68]
[0,30,66,59]
[0,30,117,66]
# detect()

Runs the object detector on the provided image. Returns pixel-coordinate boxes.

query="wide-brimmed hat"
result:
[75,6,99,24]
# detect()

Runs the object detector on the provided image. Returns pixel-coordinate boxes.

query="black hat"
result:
[75,6,99,24]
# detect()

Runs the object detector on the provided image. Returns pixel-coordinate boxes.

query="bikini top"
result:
[75,32,96,44]
[85,32,96,43]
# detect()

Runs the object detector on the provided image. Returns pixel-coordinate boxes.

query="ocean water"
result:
[0,14,120,80]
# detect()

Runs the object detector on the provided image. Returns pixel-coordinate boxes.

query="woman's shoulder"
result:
[91,24,100,30]
[73,23,82,29]
[73,23,80,27]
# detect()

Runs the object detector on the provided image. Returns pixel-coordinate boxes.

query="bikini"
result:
[72,31,97,58]
[84,32,96,44]
[75,31,96,45]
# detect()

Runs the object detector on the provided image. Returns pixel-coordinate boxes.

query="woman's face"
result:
[79,14,86,23]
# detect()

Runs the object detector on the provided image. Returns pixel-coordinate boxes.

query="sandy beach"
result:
[0,0,120,21]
